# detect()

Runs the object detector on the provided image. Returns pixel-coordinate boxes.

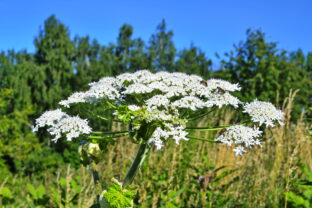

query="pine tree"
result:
[175,45,212,78]
[148,20,176,71]
[34,15,76,109]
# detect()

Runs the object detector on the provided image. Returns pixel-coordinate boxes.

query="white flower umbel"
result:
[215,125,262,155]
[59,92,87,107]
[49,116,92,141]
[35,70,282,153]
[33,109,68,132]
[233,146,247,156]
[207,79,241,92]
[86,81,120,101]
[34,109,92,142]
[243,100,284,127]
[148,124,188,149]
[172,96,205,111]
[165,123,189,144]
[123,83,153,95]
[145,95,170,110]
[204,92,241,108]
[148,127,169,150]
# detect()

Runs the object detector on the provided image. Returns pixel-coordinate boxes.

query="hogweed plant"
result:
[33,70,284,207]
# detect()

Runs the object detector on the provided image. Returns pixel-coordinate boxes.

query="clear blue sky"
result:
[0,0,311,58]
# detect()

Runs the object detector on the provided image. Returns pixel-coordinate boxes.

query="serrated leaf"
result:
[103,183,137,208]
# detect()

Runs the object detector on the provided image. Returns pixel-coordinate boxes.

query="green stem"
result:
[188,109,214,121]
[91,162,102,206]
[122,143,151,187]
[186,121,250,131]
[96,115,122,123]
[186,124,234,131]
[106,100,117,109]
[186,127,226,131]
[86,133,129,140]
[92,130,129,135]
[187,135,218,143]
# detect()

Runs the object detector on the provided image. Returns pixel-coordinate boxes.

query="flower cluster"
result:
[33,109,92,142]
[215,125,262,156]
[34,70,284,155]
[243,100,284,127]
[60,70,242,110]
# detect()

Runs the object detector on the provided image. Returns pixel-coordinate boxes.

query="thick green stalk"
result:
[122,143,151,187]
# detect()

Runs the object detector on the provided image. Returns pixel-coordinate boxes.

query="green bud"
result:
[87,143,101,159]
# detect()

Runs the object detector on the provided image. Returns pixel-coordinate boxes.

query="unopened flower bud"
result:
[87,143,101,158]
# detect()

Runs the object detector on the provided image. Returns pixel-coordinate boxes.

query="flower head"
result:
[243,100,284,127]
[33,109,68,132]
[215,125,262,155]
[34,109,91,142]
[35,70,281,153]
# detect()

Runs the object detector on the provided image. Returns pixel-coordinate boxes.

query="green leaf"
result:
[102,180,137,208]
[50,187,61,206]
[70,178,82,193]
[60,177,67,188]
[0,187,13,199]
[165,201,179,208]
[186,135,218,143]
[37,184,46,198]
[116,105,132,123]
[27,183,37,198]
[286,191,311,208]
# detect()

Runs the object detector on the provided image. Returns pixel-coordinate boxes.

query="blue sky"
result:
[0,0,311,59]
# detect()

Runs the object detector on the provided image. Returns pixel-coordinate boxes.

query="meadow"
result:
[0,15,311,208]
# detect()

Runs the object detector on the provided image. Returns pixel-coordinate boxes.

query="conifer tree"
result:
[175,45,212,78]
[73,36,104,89]
[148,20,176,71]
[34,15,76,109]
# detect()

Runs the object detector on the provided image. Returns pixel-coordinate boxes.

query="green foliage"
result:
[175,45,212,78]
[26,183,50,207]
[148,20,176,72]
[116,105,135,123]
[34,15,76,109]
[218,29,312,118]
[0,88,41,175]
[102,179,137,208]
[285,165,312,208]
[0,187,13,205]
[49,176,83,207]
